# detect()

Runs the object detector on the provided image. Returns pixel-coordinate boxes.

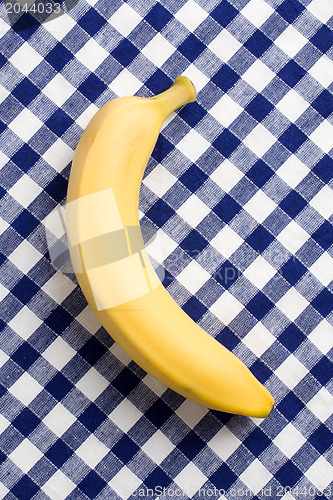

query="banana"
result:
[66,76,274,417]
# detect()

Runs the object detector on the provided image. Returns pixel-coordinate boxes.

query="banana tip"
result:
[175,75,197,102]
[263,397,275,418]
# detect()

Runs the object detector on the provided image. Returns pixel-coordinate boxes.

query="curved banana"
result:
[66,76,274,417]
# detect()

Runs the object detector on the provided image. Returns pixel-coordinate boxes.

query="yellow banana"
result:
[66,76,274,417]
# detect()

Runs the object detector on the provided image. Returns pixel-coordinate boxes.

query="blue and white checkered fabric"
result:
[0,0,332,498]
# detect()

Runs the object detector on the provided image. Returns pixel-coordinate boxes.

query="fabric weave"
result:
[0,0,332,498]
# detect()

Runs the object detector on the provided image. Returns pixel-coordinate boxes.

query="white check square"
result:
[310,120,333,154]
[276,89,309,122]
[0,350,9,369]
[277,220,309,254]
[210,159,244,192]
[76,39,109,72]
[305,457,333,491]
[182,64,210,92]
[109,3,142,36]
[75,306,101,334]
[43,403,76,437]
[209,94,243,127]
[9,43,43,75]
[8,173,42,209]
[0,485,9,498]
[110,68,142,96]
[144,164,176,198]
[142,430,174,464]
[43,205,66,240]
[143,374,167,397]
[275,25,308,58]
[10,372,43,406]
[145,229,178,265]
[210,225,243,259]
[309,56,333,88]
[76,103,99,129]
[175,463,207,494]
[273,423,306,458]
[0,283,8,302]
[0,216,9,235]
[43,74,75,107]
[208,29,242,62]
[175,0,208,31]
[9,109,43,142]
[0,414,10,434]
[76,435,109,468]
[243,60,275,92]
[142,33,175,67]
[0,149,9,170]
[308,319,333,354]
[42,470,75,499]
[276,155,309,188]
[76,368,109,400]
[0,18,10,35]
[307,388,332,421]
[276,287,308,321]
[241,0,274,27]
[243,323,276,357]
[109,467,141,499]
[8,239,42,273]
[42,271,76,304]
[43,139,74,172]
[177,260,211,294]
[240,459,273,494]
[310,253,333,287]
[208,426,241,459]
[44,14,76,40]
[244,190,276,223]
[43,337,76,371]
[176,399,208,428]
[307,0,333,23]
[8,307,42,340]
[9,439,43,473]
[210,290,243,325]
[110,399,142,432]
[177,129,210,162]
[243,255,276,288]
[310,185,333,218]
[110,343,132,366]
[0,83,9,102]
[243,124,276,157]
[177,194,210,227]
[275,354,308,389]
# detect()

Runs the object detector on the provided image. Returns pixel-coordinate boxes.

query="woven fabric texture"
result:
[0,0,332,499]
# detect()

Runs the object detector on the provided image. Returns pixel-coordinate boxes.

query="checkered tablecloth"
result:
[0,0,332,498]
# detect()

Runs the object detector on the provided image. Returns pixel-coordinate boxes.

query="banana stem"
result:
[152,76,197,119]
